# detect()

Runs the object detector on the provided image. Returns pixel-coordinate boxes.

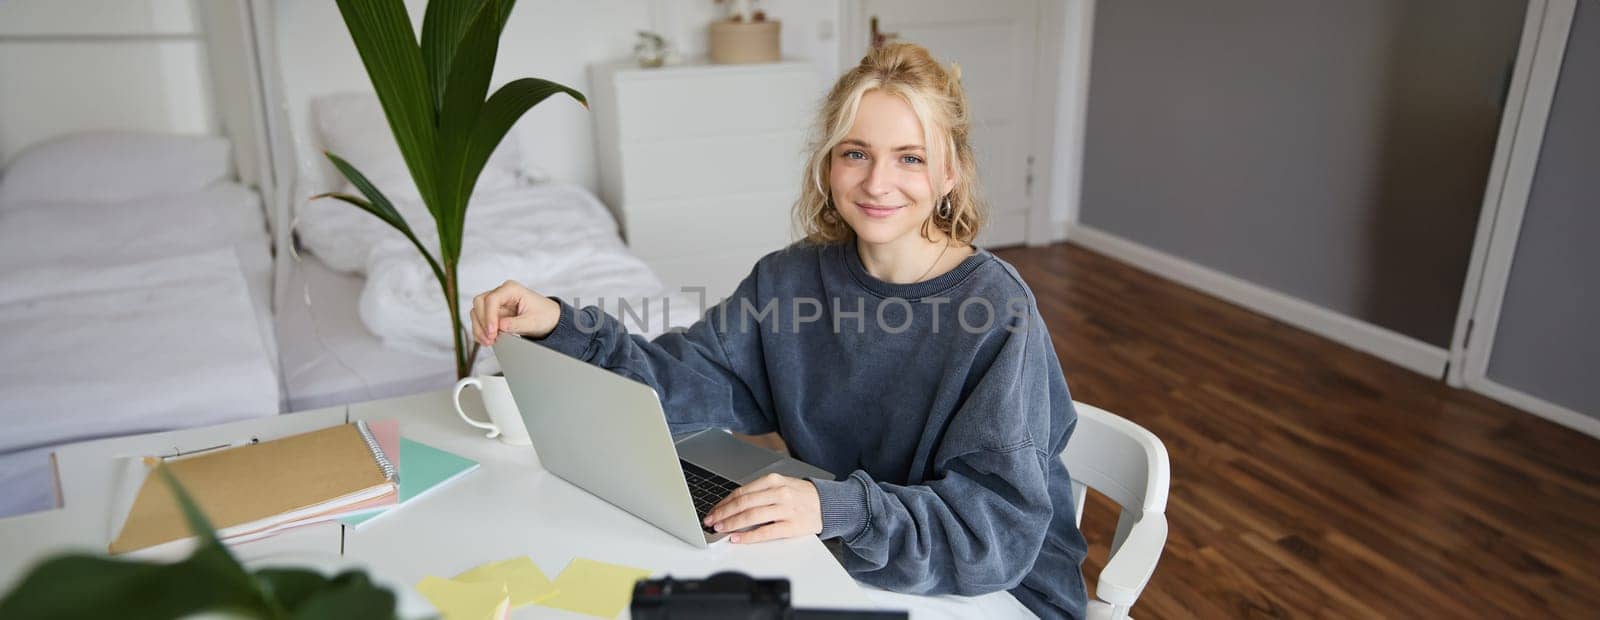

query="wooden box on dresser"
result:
[590,59,821,305]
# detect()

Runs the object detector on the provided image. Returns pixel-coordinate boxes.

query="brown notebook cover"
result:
[109,422,396,554]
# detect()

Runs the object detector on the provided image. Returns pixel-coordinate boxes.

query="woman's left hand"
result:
[703,473,823,544]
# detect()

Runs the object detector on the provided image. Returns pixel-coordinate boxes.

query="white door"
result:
[846,0,1045,248]
[1447,0,1595,435]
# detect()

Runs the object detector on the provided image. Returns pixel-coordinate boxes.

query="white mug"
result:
[452,375,531,446]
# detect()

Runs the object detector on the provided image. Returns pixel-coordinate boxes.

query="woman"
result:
[471,43,1088,619]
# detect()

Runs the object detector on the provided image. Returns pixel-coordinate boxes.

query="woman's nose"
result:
[863,158,894,197]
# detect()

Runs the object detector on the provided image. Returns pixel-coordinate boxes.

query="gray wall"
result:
[1080,0,1525,347]
[1487,0,1599,419]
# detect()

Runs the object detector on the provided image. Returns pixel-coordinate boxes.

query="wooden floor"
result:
[993,242,1600,619]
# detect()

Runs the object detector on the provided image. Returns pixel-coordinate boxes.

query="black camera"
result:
[631,572,790,620]
[631,572,908,620]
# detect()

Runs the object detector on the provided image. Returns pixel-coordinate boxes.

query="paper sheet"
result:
[416,575,509,620]
[454,556,558,609]
[541,557,654,618]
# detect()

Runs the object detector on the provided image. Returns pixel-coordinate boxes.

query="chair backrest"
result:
[1061,401,1170,538]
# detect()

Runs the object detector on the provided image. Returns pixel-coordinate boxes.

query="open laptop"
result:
[492,334,836,548]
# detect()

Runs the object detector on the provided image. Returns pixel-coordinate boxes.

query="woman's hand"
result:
[703,473,823,544]
[470,280,562,346]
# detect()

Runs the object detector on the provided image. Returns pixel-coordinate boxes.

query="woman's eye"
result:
[901,155,925,165]
[843,150,867,161]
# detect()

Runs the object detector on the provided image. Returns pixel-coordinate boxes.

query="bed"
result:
[276,94,701,409]
[0,132,282,518]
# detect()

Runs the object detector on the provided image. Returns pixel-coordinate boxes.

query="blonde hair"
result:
[793,42,985,245]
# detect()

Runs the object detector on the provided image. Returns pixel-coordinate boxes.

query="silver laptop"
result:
[492,335,836,547]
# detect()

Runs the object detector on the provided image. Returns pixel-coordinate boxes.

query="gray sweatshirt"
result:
[530,241,1088,618]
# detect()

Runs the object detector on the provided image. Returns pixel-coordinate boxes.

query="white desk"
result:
[0,389,872,618]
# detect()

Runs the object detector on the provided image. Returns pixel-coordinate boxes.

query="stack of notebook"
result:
[339,437,480,529]
[109,420,403,554]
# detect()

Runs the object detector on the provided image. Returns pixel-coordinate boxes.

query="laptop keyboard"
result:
[681,460,741,533]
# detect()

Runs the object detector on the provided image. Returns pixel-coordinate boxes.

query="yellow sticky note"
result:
[454,556,559,608]
[540,557,654,618]
[415,575,510,620]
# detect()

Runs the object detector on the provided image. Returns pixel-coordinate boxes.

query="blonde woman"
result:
[472,43,1088,619]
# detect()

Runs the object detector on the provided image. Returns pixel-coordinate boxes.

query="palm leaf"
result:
[256,567,333,613]
[420,0,486,113]
[334,0,440,210]
[330,0,585,380]
[462,76,585,203]
[433,0,513,263]
[0,467,273,618]
[319,152,447,287]
[288,571,398,619]
[0,554,273,619]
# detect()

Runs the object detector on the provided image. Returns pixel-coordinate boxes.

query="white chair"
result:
[1065,401,1171,620]
[859,401,1170,619]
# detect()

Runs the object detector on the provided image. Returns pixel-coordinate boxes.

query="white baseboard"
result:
[1067,224,1449,378]
[1469,377,1600,439]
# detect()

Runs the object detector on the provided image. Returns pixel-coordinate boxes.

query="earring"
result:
[937,195,953,219]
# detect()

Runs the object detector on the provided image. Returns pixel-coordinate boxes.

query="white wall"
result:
[1048,0,1093,234]
[0,0,197,34]
[0,0,217,165]
[667,0,844,84]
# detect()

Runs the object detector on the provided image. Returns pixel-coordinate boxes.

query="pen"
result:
[107,437,262,545]
[158,436,261,460]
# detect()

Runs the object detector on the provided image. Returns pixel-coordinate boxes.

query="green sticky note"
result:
[342,438,478,527]
[540,557,654,618]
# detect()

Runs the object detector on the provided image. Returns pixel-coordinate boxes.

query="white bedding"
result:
[0,249,279,454]
[0,183,278,367]
[277,251,466,412]
[358,182,700,356]
[0,183,266,265]
[0,182,278,518]
[281,181,701,409]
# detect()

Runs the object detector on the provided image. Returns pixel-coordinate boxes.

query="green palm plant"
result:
[322,0,586,379]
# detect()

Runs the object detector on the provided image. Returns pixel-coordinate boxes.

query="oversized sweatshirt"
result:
[528,240,1089,618]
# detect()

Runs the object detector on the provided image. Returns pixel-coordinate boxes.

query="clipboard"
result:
[107,421,398,554]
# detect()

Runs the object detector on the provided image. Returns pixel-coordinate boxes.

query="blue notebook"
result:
[340,438,479,528]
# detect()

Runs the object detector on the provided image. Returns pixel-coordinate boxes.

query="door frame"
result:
[1448,0,1596,436]
[837,1,1092,247]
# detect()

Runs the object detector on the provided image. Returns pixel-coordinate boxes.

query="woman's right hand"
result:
[471,280,562,347]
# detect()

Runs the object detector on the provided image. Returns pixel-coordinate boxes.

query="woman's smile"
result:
[856,202,903,218]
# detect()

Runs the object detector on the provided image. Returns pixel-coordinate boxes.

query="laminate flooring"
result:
[995,242,1600,619]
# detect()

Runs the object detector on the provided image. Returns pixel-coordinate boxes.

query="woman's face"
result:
[829,90,955,247]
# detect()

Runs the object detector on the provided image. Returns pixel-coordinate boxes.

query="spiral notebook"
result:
[108,421,399,554]
[339,437,479,529]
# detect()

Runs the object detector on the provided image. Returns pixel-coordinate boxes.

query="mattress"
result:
[0,182,279,519]
[0,182,278,369]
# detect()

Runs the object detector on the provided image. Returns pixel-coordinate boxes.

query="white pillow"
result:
[296,191,435,274]
[312,92,523,203]
[0,131,232,207]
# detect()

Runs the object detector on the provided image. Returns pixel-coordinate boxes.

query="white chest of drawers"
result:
[590,59,821,305]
